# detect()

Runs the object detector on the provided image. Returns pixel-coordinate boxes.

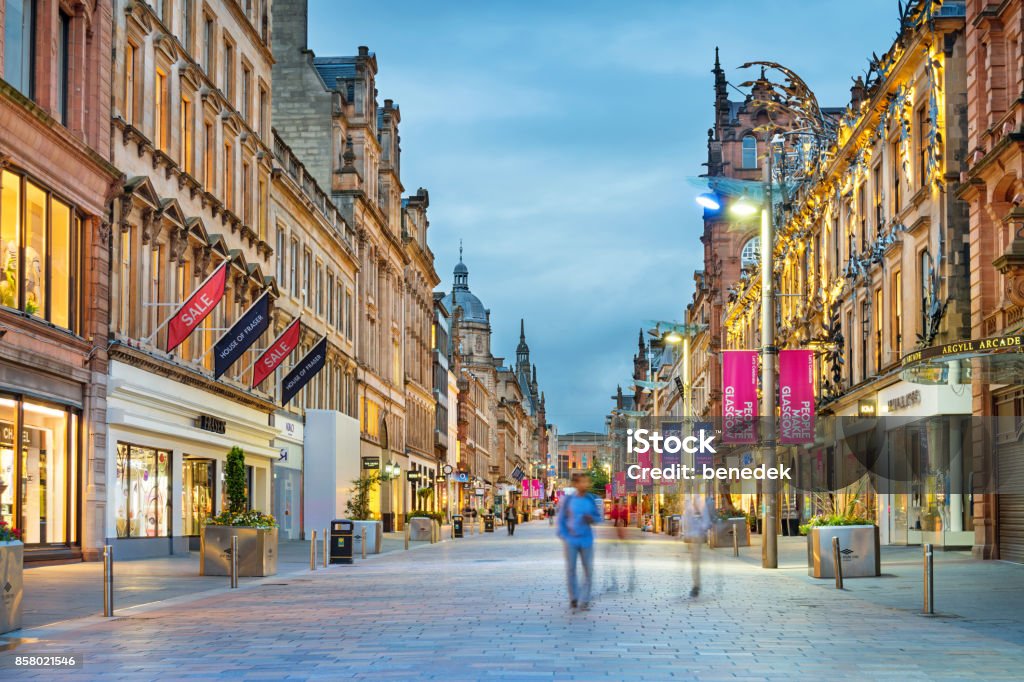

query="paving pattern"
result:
[2,522,1023,680]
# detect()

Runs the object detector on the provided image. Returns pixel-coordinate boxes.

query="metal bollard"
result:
[230,535,239,589]
[832,536,844,589]
[310,530,317,571]
[103,545,114,617]
[732,528,739,557]
[404,522,410,550]
[323,528,329,568]
[923,543,934,614]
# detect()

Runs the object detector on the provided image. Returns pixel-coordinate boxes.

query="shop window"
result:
[0,397,79,546]
[182,457,215,536]
[0,171,79,331]
[115,443,170,538]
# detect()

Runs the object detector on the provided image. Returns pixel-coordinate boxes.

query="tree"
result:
[225,446,247,514]
[587,464,610,497]
[345,472,380,520]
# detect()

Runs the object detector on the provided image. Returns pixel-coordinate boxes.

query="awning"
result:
[900,332,1024,385]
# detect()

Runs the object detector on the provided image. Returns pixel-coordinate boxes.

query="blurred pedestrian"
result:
[505,505,518,536]
[682,495,713,598]
[557,473,601,610]
[547,505,555,526]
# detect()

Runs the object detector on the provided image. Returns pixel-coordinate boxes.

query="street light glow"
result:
[664,331,683,344]
[730,196,759,217]
[695,192,721,210]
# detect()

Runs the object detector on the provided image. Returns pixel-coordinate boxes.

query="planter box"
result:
[0,541,23,634]
[409,517,433,541]
[353,520,382,554]
[710,518,750,548]
[807,525,880,578]
[201,526,277,577]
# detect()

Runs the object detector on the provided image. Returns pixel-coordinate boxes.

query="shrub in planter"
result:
[799,514,872,536]
[405,511,444,523]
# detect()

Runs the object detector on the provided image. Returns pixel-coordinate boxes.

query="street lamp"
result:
[696,192,722,211]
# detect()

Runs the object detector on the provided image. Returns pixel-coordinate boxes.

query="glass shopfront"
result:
[115,442,171,538]
[0,395,80,547]
[182,457,215,536]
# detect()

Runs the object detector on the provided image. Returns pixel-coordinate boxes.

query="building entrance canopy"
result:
[899,333,1024,385]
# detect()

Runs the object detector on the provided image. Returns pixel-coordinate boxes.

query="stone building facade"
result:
[0,0,119,561]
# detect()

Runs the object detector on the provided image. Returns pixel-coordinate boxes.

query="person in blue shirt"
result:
[557,472,602,610]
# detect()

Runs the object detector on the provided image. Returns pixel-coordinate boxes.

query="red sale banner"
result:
[252,318,302,388]
[166,262,228,352]
[779,349,815,444]
[722,350,758,443]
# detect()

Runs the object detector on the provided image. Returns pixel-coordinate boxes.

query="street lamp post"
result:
[760,148,779,570]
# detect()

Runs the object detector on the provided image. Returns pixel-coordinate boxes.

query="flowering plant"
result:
[206,509,277,529]
[0,518,22,542]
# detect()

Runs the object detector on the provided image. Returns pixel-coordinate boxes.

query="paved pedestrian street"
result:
[2,522,1023,681]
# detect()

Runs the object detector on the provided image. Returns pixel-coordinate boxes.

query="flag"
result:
[166,262,228,352]
[214,292,271,379]
[510,464,525,482]
[281,336,328,405]
[252,318,301,388]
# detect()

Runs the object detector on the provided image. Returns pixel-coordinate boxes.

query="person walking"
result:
[557,473,601,610]
[682,494,713,598]
[505,505,518,536]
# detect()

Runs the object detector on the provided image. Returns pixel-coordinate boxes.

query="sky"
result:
[306,0,898,433]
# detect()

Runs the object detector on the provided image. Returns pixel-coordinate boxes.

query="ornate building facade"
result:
[0,0,119,561]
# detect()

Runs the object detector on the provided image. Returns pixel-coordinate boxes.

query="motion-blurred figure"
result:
[557,473,601,610]
[505,505,517,536]
[605,498,636,593]
[682,495,713,597]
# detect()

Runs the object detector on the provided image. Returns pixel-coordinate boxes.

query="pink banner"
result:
[722,350,758,443]
[522,480,531,498]
[613,471,626,498]
[531,479,542,498]
[779,350,815,444]
[605,484,612,499]
[637,450,653,487]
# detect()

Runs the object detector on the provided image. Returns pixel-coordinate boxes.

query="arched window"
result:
[742,135,758,169]
[741,237,760,268]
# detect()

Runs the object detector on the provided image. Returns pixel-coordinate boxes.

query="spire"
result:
[520,319,525,342]
[516,318,530,370]
[713,46,729,142]
[459,239,463,262]
[638,329,646,353]
[453,241,468,289]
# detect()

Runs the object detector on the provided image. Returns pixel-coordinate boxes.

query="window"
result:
[124,42,139,124]
[180,94,194,174]
[223,140,233,210]
[302,248,311,307]
[893,270,902,358]
[740,237,760,268]
[4,0,35,98]
[241,161,251,224]
[916,106,927,188]
[223,39,234,100]
[276,227,285,286]
[118,230,133,335]
[741,135,757,169]
[257,178,266,240]
[345,289,353,339]
[874,288,883,371]
[873,164,883,236]
[891,140,902,214]
[181,0,193,51]
[57,11,70,124]
[204,121,215,186]
[148,245,162,337]
[289,238,299,297]
[241,64,251,122]
[861,300,870,381]
[0,398,80,545]
[203,14,214,73]
[155,69,169,151]
[327,272,335,326]
[0,171,79,331]
[258,85,268,139]
[115,443,170,538]
[316,261,324,316]
[919,249,930,336]
[858,183,867,250]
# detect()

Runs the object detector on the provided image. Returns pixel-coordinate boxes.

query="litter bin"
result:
[453,514,464,538]
[484,514,494,533]
[330,519,354,564]
[667,515,681,537]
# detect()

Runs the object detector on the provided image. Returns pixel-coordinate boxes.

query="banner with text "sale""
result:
[722,350,758,444]
[252,318,301,388]
[779,349,815,444]
[166,262,228,352]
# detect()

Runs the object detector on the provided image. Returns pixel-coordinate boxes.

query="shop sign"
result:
[901,333,1024,368]
[887,390,921,413]
[362,456,381,470]
[196,414,226,434]
[407,471,422,481]
[474,488,485,496]
[278,448,288,462]
[453,472,469,483]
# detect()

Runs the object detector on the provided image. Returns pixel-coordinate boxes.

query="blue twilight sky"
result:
[306,0,896,433]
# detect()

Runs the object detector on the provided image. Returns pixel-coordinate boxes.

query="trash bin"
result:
[453,514,464,538]
[330,519,354,564]
[484,514,494,533]
[668,515,681,537]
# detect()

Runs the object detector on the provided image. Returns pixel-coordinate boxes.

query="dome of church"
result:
[443,255,488,324]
